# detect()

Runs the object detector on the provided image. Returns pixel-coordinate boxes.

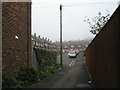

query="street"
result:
[27,52,94,88]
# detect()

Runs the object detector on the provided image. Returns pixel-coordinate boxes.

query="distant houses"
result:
[56,41,89,53]
[62,44,88,53]
[31,33,57,50]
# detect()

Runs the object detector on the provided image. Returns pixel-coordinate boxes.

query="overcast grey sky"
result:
[32,0,119,42]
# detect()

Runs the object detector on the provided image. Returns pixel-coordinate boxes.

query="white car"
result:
[68,51,77,58]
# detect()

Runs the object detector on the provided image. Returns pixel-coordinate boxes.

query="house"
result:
[63,44,87,53]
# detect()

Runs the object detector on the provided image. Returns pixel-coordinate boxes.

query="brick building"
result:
[55,40,90,53]
[63,44,88,53]
[2,2,31,75]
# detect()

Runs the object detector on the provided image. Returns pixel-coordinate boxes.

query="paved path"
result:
[26,52,95,88]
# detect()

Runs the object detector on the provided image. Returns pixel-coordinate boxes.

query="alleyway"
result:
[27,52,94,88]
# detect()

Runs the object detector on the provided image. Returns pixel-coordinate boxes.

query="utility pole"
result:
[60,4,62,65]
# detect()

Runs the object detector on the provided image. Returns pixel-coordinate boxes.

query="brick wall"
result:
[2,2,31,75]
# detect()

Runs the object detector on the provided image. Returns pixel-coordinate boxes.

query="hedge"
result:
[33,47,58,69]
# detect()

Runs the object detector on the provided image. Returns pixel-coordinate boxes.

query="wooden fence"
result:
[31,33,57,50]
[85,5,120,88]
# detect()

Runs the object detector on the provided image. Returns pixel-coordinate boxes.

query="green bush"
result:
[48,64,59,73]
[33,47,58,68]
[2,75,22,88]
[37,64,62,80]
[2,67,38,88]
[16,67,38,85]
[37,71,46,80]
[2,64,62,88]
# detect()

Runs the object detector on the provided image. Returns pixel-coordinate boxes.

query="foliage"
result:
[84,11,110,35]
[33,47,58,68]
[2,64,61,88]
[2,47,60,88]
[33,47,60,80]
[2,75,22,88]
[16,67,38,86]
[37,64,62,80]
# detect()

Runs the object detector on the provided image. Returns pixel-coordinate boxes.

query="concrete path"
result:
[26,52,95,88]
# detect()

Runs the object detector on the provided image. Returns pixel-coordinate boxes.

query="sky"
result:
[32,0,119,42]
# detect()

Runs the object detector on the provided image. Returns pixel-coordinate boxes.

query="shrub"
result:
[2,64,62,88]
[2,47,60,88]
[37,64,62,80]
[2,75,22,88]
[2,67,38,88]
[33,47,58,68]
[16,67,38,85]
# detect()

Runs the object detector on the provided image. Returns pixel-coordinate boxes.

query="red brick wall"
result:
[2,2,31,75]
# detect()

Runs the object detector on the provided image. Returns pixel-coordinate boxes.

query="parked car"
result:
[68,50,77,58]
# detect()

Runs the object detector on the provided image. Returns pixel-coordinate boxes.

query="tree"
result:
[84,11,110,35]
